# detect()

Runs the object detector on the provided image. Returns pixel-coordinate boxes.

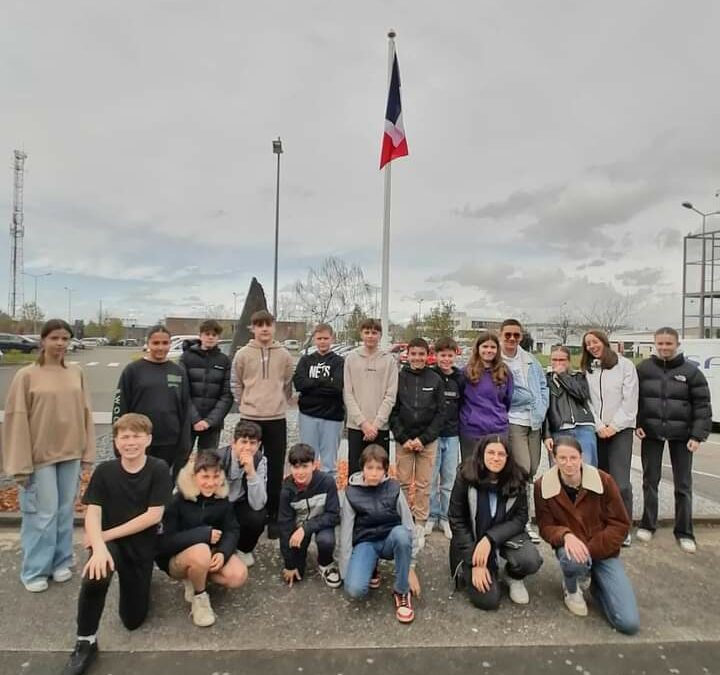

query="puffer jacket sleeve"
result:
[448,473,476,567]
[688,366,712,441]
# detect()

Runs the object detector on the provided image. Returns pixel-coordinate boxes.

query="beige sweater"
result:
[1,363,96,479]
[343,347,399,430]
[231,340,294,420]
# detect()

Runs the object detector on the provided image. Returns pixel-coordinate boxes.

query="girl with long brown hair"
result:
[458,332,513,461]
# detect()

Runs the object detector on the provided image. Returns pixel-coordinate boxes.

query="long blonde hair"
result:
[466,331,509,385]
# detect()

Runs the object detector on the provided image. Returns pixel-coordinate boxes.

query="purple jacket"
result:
[459,368,514,438]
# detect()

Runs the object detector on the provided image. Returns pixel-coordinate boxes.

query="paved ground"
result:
[0,525,718,673]
[4,642,719,675]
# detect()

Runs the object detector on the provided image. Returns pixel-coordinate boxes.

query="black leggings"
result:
[347,428,390,475]
[241,418,287,521]
[76,541,154,636]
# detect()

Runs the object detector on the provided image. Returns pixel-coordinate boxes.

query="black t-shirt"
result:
[562,482,579,503]
[83,456,173,560]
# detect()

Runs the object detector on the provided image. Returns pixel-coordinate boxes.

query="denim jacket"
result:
[507,348,549,431]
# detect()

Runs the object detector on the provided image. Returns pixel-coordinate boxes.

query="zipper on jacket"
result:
[599,369,604,421]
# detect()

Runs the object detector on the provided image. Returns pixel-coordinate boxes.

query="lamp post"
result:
[232,292,241,317]
[23,271,51,333]
[63,286,73,324]
[682,202,720,337]
[272,137,283,318]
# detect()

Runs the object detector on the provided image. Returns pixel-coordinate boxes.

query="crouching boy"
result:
[216,420,268,568]
[279,443,341,588]
[156,452,248,628]
[62,414,172,675]
[339,445,417,623]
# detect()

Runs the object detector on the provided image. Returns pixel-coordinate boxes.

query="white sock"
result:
[77,635,96,645]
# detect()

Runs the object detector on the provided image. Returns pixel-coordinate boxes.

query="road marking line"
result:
[86,362,99,367]
[662,463,720,480]
[107,363,120,367]
[68,361,79,365]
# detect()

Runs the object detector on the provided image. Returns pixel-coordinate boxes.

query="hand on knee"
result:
[186,544,213,571]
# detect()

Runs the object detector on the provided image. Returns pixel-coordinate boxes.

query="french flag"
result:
[379,52,409,170]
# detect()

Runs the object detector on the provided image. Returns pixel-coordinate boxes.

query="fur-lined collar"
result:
[176,455,229,501]
[540,465,603,500]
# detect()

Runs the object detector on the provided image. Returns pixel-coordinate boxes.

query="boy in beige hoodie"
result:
[231,310,293,539]
[343,318,399,474]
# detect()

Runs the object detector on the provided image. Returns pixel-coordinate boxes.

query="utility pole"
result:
[8,150,27,318]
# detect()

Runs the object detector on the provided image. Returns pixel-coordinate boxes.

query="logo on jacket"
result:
[309,362,331,379]
[674,374,687,382]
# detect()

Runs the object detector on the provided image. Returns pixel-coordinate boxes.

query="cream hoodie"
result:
[343,346,399,430]
[231,340,294,420]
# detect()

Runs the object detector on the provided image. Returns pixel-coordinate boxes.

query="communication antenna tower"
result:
[8,150,27,318]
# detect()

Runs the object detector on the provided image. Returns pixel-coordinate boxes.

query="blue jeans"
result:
[429,436,460,522]
[298,413,343,476]
[557,547,639,635]
[563,426,598,468]
[19,459,81,584]
[344,525,412,598]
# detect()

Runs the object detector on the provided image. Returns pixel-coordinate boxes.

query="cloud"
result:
[576,259,607,271]
[655,228,683,249]
[615,267,665,288]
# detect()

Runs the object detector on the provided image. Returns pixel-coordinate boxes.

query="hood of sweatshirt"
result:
[347,471,392,488]
[176,455,229,501]
[247,339,285,350]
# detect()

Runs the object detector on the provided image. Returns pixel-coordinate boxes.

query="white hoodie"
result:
[585,354,639,432]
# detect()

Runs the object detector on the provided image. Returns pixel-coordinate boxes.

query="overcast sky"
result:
[2,1,719,329]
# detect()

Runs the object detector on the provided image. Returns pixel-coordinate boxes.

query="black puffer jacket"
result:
[542,371,596,440]
[180,340,233,429]
[637,353,712,441]
[390,366,445,445]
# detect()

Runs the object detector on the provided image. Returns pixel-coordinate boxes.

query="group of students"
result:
[0,313,711,675]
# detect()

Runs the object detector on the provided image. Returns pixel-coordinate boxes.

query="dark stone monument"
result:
[231,277,268,355]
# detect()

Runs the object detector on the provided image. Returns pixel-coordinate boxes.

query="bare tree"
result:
[579,295,636,335]
[549,304,576,345]
[293,257,373,327]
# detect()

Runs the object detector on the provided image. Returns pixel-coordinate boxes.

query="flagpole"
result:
[380,29,396,350]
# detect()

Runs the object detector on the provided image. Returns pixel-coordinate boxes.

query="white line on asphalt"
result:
[68,361,79,365]
[86,362,100,366]
[107,363,120,367]
[662,463,720,480]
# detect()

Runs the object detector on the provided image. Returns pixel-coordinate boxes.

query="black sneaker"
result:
[266,521,280,540]
[62,640,98,675]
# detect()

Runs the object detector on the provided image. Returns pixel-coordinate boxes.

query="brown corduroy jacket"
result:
[533,465,630,561]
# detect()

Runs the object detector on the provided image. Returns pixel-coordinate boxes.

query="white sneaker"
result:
[678,538,697,554]
[237,550,255,568]
[507,578,530,605]
[190,591,216,627]
[441,519,453,540]
[23,578,49,593]
[622,533,632,547]
[319,563,342,589]
[52,567,73,583]
[526,523,541,544]
[635,528,653,543]
[415,524,426,551]
[424,519,436,535]
[562,582,588,617]
[183,579,194,603]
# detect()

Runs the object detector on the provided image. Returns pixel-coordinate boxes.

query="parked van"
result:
[679,338,720,424]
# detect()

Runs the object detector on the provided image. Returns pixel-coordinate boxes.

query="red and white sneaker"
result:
[393,591,414,623]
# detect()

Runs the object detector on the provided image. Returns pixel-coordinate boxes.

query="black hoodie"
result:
[390,365,445,445]
[292,350,345,421]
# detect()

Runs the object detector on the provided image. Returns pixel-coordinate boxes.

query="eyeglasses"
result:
[502,332,521,340]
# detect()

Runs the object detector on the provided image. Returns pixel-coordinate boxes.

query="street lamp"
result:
[23,271,51,333]
[681,202,720,337]
[272,136,283,318]
[63,286,73,324]
[417,298,424,321]
[232,292,241,317]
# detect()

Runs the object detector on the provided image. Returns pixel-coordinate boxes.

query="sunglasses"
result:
[502,332,521,339]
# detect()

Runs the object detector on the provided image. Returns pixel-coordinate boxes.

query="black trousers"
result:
[347,428,391,475]
[597,428,634,522]
[462,538,542,611]
[234,499,268,553]
[241,418,287,522]
[148,443,187,480]
[283,528,335,576]
[640,437,694,539]
[76,541,154,636]
[190,427,222,452]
